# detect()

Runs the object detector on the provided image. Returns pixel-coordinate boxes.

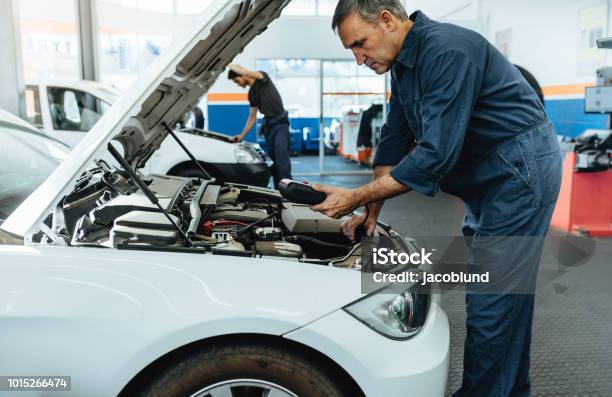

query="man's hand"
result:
[228,63,248,76]
[231,134,244,143]
[310,184,362,219]
[341,209,378,242]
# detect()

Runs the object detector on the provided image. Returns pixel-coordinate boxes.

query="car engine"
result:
[36,167,413,268]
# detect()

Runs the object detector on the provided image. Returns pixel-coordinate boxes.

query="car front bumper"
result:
[211,161,272,187]
[284,297,449,397]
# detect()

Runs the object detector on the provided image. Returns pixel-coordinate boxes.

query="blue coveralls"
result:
[262,111,293,188]
[373,11,563,396]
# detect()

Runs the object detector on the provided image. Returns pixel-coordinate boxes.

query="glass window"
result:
[0,124,69,223]
[256,59,321,118]
[95,0,215,90]
[47,87,111,132]
[322,61,385,118]
[255,58,385,131]
[24,85,44,128]
[97,0,174,13]
[17,0,80,81]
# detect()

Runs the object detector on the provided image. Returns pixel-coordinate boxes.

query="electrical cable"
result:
[285,235,351,250]
[236,211,279,235]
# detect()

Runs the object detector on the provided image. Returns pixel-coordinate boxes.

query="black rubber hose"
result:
[285,235,351,250]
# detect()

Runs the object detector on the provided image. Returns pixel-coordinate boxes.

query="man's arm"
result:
[355,171,410,206]
[229,64,265,80]
[337,165,407,241]
[387,49,480,196]
[365,165,396,217]
[233,106,258,142]
[312,167,409,219]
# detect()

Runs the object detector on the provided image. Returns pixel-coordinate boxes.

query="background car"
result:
[0,109,69,227]
[24,80,271,186]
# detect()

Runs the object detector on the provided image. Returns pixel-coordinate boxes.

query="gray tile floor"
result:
[292,155,612,396]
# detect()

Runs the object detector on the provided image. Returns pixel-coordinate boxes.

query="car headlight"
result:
[344,283,430,340]
[234,147,258,163]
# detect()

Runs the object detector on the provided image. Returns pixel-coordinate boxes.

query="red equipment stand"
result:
[551,152,612,237]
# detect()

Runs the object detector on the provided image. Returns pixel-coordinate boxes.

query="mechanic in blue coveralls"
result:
[310,1,562,396]
[228,64,293,188]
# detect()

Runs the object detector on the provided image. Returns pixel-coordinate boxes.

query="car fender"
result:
[0,245,365,396]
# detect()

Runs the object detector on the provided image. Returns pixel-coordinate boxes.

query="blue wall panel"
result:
[208,104,338,153]
[208,104,258,142]
[210,99,609,148]
[545,99,607,138]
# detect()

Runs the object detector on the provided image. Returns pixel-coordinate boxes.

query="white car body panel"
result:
[0,245,367,396]
[286,302,450,397]
[0,109,44,132]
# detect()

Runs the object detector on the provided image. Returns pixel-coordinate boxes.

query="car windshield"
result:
[47,86,116,132]
[0,123,69,224]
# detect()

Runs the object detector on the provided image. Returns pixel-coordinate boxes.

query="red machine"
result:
[552,37,612,237]
[551,131,612,237]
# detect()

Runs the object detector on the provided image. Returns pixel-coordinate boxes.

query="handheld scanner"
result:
[278,179,327,205]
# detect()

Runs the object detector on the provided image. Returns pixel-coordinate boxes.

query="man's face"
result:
[338,12,399,74]
[232,76,248,88]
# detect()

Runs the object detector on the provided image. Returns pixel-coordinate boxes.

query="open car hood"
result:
[116,0,287,167]
[2,0,289,237]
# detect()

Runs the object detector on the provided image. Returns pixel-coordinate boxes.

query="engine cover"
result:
[281,203,344,233]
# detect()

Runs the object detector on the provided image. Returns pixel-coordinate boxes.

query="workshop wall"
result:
[208,0,611,140]
[479,0,611,136]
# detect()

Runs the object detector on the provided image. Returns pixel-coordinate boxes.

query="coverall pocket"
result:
[497,140,532,187]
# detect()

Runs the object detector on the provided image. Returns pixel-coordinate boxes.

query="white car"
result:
[0,1,450,396]
[24,80,271,186]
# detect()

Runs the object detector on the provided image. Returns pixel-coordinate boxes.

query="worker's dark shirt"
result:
[248,71,285,118]
[374,11,547,197]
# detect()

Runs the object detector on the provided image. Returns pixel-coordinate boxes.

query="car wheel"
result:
[138,343,350,397]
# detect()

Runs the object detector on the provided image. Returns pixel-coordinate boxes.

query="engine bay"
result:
[35,164,413,268]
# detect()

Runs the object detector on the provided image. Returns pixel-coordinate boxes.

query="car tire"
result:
[137,342,350,397]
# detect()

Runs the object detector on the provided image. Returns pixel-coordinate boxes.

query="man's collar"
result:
[395,10,429,68]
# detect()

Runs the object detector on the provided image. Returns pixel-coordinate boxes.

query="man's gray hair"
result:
[331,0,409,31]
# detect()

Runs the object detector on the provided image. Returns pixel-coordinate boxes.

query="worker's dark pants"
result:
[448,120,562,397]
[263,112,292,188]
